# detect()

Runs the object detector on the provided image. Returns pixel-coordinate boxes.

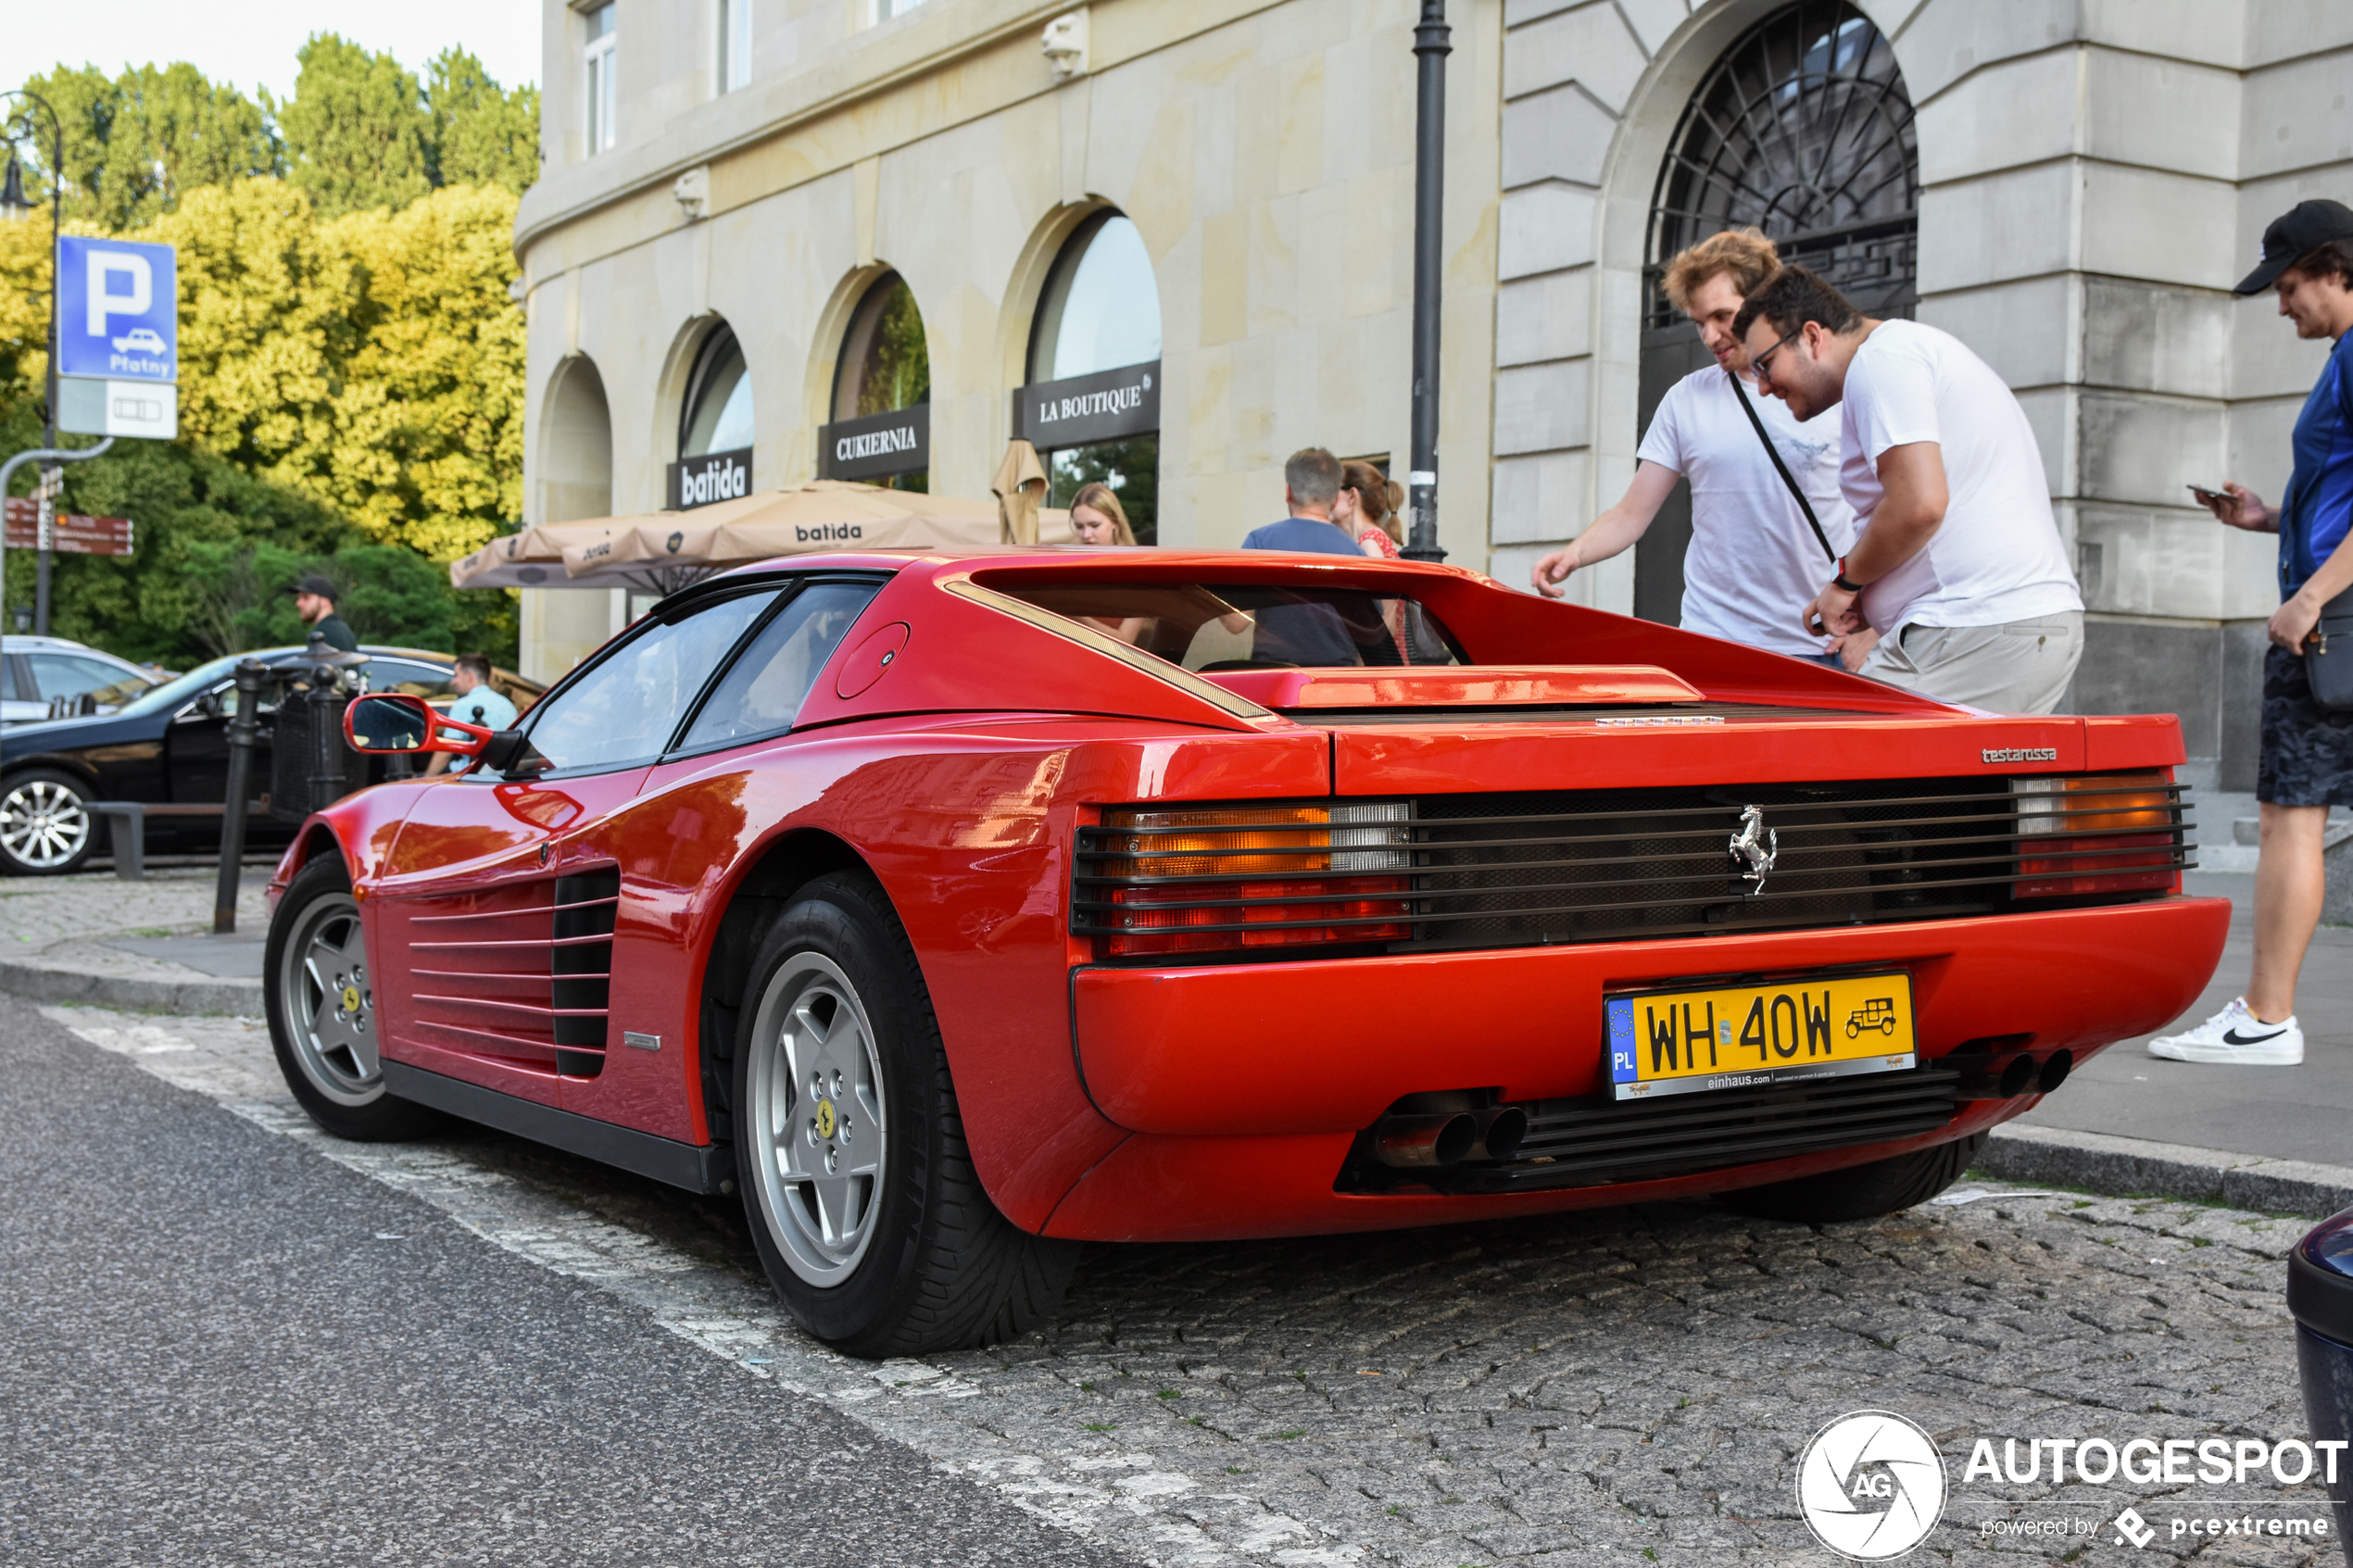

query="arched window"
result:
[825,272,930,491]
[670,323,755,509]
[681,325,755,458]
[1019,212,1162,543]
[1630,1,1918,621]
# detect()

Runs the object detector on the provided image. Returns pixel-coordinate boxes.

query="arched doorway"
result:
[1015,210,1162,543]
[821,271,930,492]
[1631,1,1918,622]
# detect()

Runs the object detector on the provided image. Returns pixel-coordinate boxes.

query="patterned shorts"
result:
[2258,644,2353,806]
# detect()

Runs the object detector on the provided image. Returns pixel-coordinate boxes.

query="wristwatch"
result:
[1832,557,1864,593]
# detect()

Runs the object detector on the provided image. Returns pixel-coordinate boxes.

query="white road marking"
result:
[42,1007,1351,1568]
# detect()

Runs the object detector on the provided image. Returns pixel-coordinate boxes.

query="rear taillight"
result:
[2011,771,2182,898]
[1079,802,1413,957]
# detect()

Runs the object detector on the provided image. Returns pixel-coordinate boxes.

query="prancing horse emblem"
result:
[1730,804,1778,897]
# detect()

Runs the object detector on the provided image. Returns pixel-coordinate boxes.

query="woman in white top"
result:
[1531,230,1874,671]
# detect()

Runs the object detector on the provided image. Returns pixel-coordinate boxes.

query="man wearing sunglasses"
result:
[1732,266,2083,713]
[1531,231,1870,671]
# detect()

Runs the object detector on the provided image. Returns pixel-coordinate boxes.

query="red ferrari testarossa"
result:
[265,548,2224,1355]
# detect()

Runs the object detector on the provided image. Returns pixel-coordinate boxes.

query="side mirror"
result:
[344,692,489,756]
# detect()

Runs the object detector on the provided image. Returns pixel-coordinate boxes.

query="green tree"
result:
[274,33,433,218]
[426,48,539,193]
[15,62,282,230]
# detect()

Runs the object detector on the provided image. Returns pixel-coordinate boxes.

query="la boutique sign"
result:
[1013,359,1160,448]
[668,446,752,509]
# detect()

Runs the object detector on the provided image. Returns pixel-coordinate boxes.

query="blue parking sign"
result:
[57,236,176,383]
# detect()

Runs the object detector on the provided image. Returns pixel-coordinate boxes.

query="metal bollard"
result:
[213,659,268,935]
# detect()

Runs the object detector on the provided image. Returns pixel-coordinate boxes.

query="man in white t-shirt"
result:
[1733,265,2084,713]
[1531,231,1871,670]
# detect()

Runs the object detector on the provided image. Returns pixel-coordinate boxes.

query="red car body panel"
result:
[269,549,2229,1243]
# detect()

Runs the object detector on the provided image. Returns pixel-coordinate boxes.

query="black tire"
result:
[264,855,438,1141]
[1718,1132,1986,1224]
[732,870,1078,1358]
[0,768,100,876]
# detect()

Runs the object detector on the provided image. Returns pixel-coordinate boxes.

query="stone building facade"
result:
[517,0,2353,791]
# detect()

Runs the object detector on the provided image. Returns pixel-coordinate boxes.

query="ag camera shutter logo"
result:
[1797,1411,1946,1560]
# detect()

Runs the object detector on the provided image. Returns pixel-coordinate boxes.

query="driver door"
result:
[366,588,784,1108]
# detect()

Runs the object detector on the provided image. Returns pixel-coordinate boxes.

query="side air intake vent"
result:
[551,868,620,1077]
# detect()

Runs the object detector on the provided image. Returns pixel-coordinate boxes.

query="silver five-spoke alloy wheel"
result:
[278,890,380,1106]
[746,953,889,1286]
[0,777,91,871]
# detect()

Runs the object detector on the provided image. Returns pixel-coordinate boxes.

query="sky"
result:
[6,1,541,102]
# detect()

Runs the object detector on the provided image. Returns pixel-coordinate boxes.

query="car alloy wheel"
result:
[744,952,889,1286]
[278,886,380,1107]
[0,774,92,872]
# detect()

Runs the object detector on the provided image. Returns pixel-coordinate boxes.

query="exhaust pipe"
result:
[1375,1111,1476,1169]
[1996,1053,2038,1098]
[2037,1049,2072,1095]
[1466,1106,1528,1162]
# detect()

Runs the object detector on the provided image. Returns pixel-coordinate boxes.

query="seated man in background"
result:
[1243,447,1370,665]
[425,654,519,775]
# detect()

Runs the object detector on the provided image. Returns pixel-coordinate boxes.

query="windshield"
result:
[112,655,248,718]
[993,583,1463,670]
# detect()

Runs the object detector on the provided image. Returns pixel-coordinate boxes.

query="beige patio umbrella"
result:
[451,481,1074,596]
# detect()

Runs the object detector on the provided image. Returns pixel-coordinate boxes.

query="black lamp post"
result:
[1403,1,1450,563]
[2,90,67,633]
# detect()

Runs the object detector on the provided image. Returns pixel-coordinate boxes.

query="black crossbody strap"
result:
[1727,367,1839,564]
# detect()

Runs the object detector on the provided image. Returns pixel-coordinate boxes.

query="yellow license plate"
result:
[1605,972,1916,1101]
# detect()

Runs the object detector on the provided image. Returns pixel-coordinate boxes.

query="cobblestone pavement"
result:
[0,867,269,946]
[31,1004,2344,1567]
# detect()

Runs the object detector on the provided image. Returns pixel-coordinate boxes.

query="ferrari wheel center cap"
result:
[341,985,362,1013]
[814,1098,837,1139]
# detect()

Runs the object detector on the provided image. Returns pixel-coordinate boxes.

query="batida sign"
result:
[1012,359,1160,448]
[818,405,928,483]
[668,446,753,509]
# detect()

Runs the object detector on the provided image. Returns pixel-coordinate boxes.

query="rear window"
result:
[995,583,1462,671]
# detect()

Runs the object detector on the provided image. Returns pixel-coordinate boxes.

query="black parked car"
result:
[0,646,544,875]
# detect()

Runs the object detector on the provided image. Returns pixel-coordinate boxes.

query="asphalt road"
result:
[0,992,1136,1568]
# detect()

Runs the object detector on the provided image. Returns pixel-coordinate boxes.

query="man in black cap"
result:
[291,573,359,654]
[2154,199,2353,1068]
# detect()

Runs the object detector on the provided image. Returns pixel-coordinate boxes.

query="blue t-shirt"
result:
[2280,332,2353,597]
[440,684,518,738]
[1239,516,1369,665]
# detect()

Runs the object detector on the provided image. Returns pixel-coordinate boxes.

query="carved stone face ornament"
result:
[1730,804,1778,897]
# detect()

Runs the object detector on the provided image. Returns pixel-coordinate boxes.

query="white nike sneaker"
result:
[2146,997,2304,1065]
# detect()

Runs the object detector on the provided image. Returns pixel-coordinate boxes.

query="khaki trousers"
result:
[1857,610,2084,714]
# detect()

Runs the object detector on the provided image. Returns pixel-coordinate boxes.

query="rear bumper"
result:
[1047,897,2228,1241]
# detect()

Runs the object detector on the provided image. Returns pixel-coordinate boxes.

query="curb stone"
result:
[1982,1123,2353,1219]
[0,957,262,1018]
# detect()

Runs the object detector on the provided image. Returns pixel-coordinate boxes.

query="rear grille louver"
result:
[1339,1069,1966,1194]
[1074,777,2190,957]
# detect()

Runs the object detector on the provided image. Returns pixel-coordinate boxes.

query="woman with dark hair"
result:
[1333,460,1404,561]
[1069,483,1137,546]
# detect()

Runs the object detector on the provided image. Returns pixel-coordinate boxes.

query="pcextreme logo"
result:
[1797,1411,1946,1560]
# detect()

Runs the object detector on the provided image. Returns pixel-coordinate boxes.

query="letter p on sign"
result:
[86,251,151,335]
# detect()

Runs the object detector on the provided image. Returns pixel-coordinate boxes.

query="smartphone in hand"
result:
[2188,484,2229,507]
